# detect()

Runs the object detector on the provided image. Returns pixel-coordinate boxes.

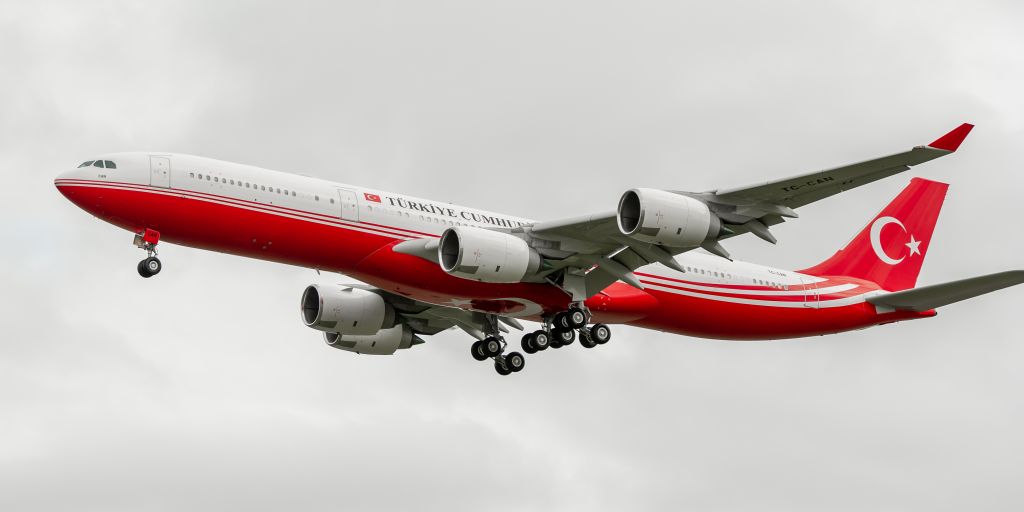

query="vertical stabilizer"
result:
[800,178,948,291]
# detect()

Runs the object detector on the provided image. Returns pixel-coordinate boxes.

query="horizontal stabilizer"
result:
[867,270,1024,312]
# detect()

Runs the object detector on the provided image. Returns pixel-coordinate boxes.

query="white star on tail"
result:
[905,235,922,257]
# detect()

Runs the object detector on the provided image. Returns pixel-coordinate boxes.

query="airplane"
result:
[54,123,1024,375]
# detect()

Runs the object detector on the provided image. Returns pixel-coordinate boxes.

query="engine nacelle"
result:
[300,284,396,335]
[323,325,419,356]
[617,188,719,247]
[438,226,540,283]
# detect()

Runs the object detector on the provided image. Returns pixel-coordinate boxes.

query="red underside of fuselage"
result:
[55,180,931,340]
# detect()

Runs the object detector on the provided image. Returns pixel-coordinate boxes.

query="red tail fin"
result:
[801,178,948,291]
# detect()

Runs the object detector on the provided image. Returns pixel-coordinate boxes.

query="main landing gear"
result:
[470,315,526,376]
[133,228,163,278]
[522,304,612,353]
[469,305,612,376]
[471,337,526,375]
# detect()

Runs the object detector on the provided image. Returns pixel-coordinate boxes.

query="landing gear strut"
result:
[134,228,162,278]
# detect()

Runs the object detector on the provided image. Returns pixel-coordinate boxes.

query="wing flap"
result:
[867,270,1024,312]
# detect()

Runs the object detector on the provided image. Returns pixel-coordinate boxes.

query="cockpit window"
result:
[78,161,94,168]
[104,160,116,169]
[93,160,105,168]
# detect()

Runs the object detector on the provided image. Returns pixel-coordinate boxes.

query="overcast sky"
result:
[2,1,1023,510]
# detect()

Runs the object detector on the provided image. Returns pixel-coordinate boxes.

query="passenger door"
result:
[337,188,359,221]
[150,156,171,188]
[801,277,820,308]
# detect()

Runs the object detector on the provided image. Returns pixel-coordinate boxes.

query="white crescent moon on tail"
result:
[870,216,906,265]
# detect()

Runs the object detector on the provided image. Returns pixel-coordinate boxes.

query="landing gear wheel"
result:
[591,323,611,344]
[566,307,587,328]
[532,330,550,351]
[553,312,571,330]
[482,337,502,357]
[495,358,512,376]
[504,352,525,372]
[554,328,575,346]
[521,333,537,354]
[471,340,488,361]
[579,329,597,348]
[138,257,162,278]
[549,336,564,349]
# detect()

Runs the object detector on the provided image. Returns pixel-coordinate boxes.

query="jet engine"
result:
[438,226,541,283]
[300,284,396,335]
[323,325,421,356]
[616,188,720,247]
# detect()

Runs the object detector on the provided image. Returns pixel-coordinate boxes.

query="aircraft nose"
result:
[54,166,87,198]
[54,168,79,187]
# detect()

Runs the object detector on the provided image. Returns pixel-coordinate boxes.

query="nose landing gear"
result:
[133,228,162,278]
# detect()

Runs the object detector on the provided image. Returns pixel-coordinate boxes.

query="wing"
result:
[395,124,974,301]
[711,123,974,209]
[518,124,974,296]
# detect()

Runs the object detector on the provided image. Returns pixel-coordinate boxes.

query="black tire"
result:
[556,328,575,346]
[549,336,564,349]
[471,341,488,361]
[532,330,550,351]
[483,337,502,357]
[579,329,597,348]
[495,358,512,376]
[137,260,151,278]
[553,312,571,330]
[505,352,525,372]
[567,307,587,328]
[143,257,161,276]
[591,323,611,344]
[521,333,537,354]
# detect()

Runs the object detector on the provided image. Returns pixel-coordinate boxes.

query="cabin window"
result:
[230,179,235,185]
[214,177,219,183]
[78,161,94,168]
[189,172,195,178]
[315,195,320,201]
[206,175,211,181]
[261,185,266,191]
